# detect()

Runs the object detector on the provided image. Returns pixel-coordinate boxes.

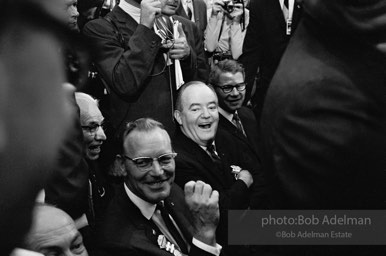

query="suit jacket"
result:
[173,128,254,244]
[95,184,217,256]
[239,0,302,108]
[83,6,208,135]
[176,0,207,36]
[261,13,386,255]
[218,107,261,160]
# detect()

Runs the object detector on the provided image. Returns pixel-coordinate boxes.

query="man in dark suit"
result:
[83,0,208,135]
[95,118,222,256]
[209,59,261,159]
[261,0,386,254]
[239,0,302,120]
[173,82,264,250]
[176,0,207,36]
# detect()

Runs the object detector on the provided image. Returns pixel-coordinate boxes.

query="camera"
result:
[222,0,242,13]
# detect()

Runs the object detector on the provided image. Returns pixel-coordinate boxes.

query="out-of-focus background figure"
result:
[0,0,75,253]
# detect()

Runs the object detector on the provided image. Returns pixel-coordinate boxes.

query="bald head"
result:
[24,204,88,256]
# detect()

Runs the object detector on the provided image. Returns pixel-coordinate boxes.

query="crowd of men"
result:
[1,0,386,256]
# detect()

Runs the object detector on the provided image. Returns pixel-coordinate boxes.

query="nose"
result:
[230,86,240,96]
[150,160,164,176]
[201,107,211,118]
[71,6,79,18]
[95,126,107,141]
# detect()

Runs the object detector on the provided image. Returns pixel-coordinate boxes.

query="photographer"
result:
[205,0,249,63]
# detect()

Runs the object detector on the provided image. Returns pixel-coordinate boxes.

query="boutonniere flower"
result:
[230,165,242,180]
[157,235,183,256]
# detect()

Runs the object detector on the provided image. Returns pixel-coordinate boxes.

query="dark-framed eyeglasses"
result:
[81,123,105,134]
[123,152,177,171]
[216,83,246,94]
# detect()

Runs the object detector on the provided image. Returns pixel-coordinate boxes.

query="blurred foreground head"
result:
[23,204,88,256]
[0,0,74,253]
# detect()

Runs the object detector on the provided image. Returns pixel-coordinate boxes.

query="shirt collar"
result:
[124,183,156,220]
[119,0,141,23]
[218,107,235,123]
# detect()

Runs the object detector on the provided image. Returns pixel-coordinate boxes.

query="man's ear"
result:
[109,154,128,177]
[174,110,182,126]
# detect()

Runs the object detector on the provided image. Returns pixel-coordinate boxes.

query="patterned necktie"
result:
[152,202,188,254]
[233,112,246,137]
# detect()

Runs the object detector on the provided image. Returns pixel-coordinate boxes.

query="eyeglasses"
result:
[123,152,177,171]
[216,83,246,94]
[81,123,105,134]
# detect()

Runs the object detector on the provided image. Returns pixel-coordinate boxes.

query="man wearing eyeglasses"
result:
[208,60,267,212]
[209,59,261,165]
[94,117,223,256]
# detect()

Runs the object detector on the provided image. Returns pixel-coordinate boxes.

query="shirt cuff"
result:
[192,237,222,256]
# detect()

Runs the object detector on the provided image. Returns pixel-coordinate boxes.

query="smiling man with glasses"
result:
[95,117,223,256]
[209,60,261,161]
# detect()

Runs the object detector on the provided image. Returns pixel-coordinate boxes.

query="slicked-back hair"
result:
[175,81,217,111]
[121,118,167,153]
[208,59,245,86]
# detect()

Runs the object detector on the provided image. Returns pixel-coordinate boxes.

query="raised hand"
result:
[184,180,219,246]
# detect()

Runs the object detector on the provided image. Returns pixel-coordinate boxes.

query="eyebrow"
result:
[188,103,202,109]
[71,232,82,244]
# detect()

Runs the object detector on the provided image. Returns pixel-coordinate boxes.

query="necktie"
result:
[152,203,188,254]
[233,112,246,137]
[187,6,193,21]
[207,143,221,163]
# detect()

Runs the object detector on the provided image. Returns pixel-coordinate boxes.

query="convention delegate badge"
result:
[286,19,292,35]
[230,165,242,180]
[157,234,183,256]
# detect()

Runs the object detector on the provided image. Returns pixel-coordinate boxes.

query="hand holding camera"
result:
[229,2,244,22]
[213,0,243,15]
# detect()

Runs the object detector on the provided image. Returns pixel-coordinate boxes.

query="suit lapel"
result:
[111,6,138,34]
[115,186,161,246]
[174,130,229,188]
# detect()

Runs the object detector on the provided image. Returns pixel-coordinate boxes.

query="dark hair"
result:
[175,81,217,111]
[121,118,166,153]
[208,59,245,86]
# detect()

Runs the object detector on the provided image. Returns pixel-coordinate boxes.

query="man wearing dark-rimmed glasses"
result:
[95,117,223,256]
[209,59,262,162]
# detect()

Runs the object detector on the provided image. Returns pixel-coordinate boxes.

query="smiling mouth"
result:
[198,123,212,129]
[146,178,170,187]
